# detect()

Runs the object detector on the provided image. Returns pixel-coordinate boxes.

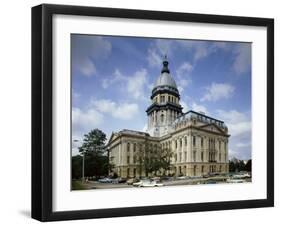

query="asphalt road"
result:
[81,177,252,189]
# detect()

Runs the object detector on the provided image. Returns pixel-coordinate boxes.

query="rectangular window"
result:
[193,136,196,146]
[193,151,196,162]
[185,137,187,146]
[201,137,204,147]
[201,152,204,161]
[127,156,130,164]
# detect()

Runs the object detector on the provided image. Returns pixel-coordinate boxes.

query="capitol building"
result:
[107,57,229,178]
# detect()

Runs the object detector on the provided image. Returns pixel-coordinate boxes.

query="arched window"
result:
[127,143,130,152]
[193,151,196,162]
[161,114,164,123]
[193,136,196,146]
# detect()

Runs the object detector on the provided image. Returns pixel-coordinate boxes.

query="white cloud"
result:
[147,48,162,67]
[92,99,139,120]
[176,62,193,93]
[72,107,104,133]
[146,39,174,67]
[180,100,189,113]
[191,102,208,114]
[113,103,139,120]
[178,86,184,93]
[216,110,251,137]
[200,83,235,102]
[176,40,211,62]
[232,43,251,74]
[176,62,193,76]
[228,149,239,159]
[79,58,96,77]
[142,123,148,132]
[102,68,148,100]
[92,99,116,113]
[72,90,80,100]
[155,39,173,56]
[127,69,148,100]
[72,36,112,77]
[216,109,247,124]
[102,69,125,89]
[236,142,251,148]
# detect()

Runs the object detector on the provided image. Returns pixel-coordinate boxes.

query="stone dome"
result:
[152,56,179,96]
[154,72,177,89]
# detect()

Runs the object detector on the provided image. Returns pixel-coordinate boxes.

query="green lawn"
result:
[72,180,87,190]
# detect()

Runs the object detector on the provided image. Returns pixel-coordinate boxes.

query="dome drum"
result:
[151,86,180,99]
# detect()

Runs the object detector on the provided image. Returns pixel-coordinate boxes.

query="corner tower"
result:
[146,56,183,137]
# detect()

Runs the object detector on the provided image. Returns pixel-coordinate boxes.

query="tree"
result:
[160,146,173,176]
[72,155,82,179]
[135,142,146,178]
[245,159,252,172]
[77,129,108,178]
[135,141,174,177]
[228,158,246,172]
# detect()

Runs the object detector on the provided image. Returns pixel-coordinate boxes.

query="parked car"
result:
[177,176,189,180]
[232,172,251,179]
[140,180,164,187]
[112,178,127,184]
[161,176,173,181]
[132,180,144,187]
[98,177,113,183]
[133,179,164,187]
[126,178,140,185]
[227,178,245,183]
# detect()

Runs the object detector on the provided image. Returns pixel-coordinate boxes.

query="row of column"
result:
[149,109,180,126]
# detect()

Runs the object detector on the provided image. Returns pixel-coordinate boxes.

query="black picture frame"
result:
[32,4,274,222]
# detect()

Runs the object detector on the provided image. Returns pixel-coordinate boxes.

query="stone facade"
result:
[107,57,229,178]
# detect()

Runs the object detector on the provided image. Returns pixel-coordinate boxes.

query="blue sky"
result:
[71,34,252,160]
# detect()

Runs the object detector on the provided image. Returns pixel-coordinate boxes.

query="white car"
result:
[232,173,251,179]
[134,179,164,187]
[227,178,245,183]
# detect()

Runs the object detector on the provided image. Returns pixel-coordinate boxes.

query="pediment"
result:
[199,123,226,135]
[107,132,118,145]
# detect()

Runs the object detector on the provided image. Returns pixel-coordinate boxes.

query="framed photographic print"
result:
[32,4,274,221]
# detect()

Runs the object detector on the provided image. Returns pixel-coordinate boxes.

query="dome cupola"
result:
[152,56,179,98]
[146,55,183,137]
